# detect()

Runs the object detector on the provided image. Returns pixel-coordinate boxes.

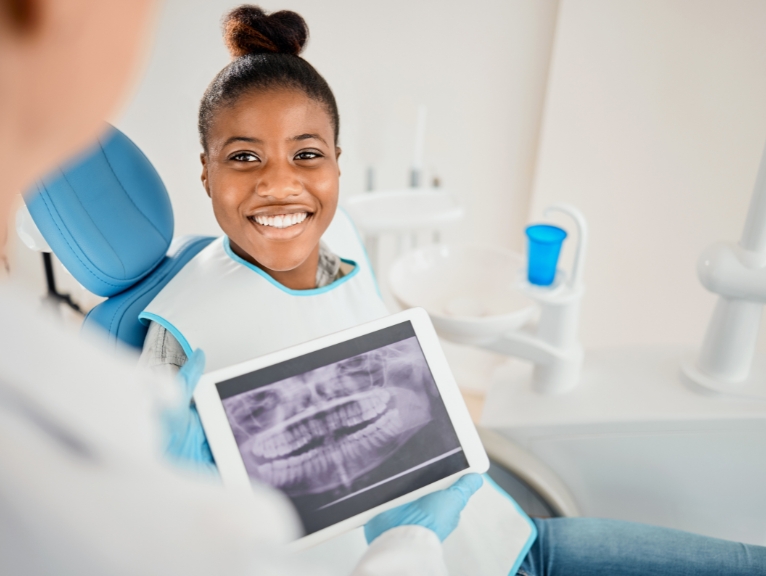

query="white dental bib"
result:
[141,210,388,373]
[141,210,535,576]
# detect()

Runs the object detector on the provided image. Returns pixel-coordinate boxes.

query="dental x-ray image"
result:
[218,322,468,533]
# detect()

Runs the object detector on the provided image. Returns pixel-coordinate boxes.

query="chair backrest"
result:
[84,234,214,349]
[25,125,214,350]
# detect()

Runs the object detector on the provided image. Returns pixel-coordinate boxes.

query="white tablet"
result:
[194,307,489,549]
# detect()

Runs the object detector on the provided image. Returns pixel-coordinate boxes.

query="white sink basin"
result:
[344,189,463,234]
[389,244,536,345]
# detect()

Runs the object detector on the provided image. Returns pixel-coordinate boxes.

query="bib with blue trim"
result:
[141,210,388,373]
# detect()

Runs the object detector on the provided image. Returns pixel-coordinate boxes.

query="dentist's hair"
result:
[198,5,339,151]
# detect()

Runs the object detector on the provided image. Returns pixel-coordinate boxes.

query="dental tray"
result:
[194,307,489,549]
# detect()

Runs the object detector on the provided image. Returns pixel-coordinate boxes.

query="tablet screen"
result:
[215,321,469,534]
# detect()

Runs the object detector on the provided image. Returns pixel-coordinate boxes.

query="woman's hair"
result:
[198,5,339,151]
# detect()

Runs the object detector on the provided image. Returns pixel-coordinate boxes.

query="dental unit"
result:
[391,203,587,395]
[387,141,766,546]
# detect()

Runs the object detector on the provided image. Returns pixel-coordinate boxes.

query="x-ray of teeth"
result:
[222,337,436,498]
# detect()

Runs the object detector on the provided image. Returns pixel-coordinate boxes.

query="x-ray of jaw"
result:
[222,337,435,497]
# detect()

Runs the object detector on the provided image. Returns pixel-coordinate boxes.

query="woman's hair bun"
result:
[223,5,308,58]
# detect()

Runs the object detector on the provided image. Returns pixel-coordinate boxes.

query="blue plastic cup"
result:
[525,224,567,286]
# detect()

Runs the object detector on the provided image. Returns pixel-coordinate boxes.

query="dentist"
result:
[0,1,478,575]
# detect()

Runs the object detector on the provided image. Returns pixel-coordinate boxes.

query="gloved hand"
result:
[161,349,216,473]
[364,473,483,544]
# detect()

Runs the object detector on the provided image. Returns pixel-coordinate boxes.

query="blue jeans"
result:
[517,518,766,576]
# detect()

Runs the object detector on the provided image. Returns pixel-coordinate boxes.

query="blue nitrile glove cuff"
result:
[161,349,217,473]
[364,473,483,544]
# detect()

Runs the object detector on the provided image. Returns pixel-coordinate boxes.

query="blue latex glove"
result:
[364,473,483,544]
[161,349,216,473]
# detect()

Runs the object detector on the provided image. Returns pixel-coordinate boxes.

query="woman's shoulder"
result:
[139,321,188,372]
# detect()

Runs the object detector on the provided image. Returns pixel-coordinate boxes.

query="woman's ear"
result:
[200,153,211,198]
[335,146,342,176]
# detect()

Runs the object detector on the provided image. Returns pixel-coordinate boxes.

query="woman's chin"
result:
[253,249,315,275]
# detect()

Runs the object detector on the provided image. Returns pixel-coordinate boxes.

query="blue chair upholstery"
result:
[84,235,214,350]
[26,126,175,297]
[24,125,214,351]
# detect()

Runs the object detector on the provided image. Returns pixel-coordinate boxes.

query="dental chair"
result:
[22,126,215,350]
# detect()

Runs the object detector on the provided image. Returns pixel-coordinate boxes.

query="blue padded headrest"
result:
[85,235,215,350]
[25,126,174,297]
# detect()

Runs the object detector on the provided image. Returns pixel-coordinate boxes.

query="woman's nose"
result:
[256,159,302,199]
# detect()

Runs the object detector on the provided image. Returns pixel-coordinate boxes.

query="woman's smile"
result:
[247,209,314,240]
[251,212,308,229]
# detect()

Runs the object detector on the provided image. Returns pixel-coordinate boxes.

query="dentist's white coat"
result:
[0,285,449,576]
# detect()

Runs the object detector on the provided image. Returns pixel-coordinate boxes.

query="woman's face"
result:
[201,88,340,276]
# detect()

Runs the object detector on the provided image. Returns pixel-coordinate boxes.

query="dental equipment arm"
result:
[686,140,766,390]
[740,142,766,254]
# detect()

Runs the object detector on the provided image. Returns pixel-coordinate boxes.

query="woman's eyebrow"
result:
[291,133,328,145]
[222,135,263,147]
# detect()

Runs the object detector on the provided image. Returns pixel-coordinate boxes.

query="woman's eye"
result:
[295,150,322,161]
[231,152,259,162]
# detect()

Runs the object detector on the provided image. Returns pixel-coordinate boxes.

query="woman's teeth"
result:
[252,212,308,229]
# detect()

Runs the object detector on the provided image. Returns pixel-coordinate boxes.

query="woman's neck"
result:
[230,240,320,290]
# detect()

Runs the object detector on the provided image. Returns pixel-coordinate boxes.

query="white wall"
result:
[116,0,559,252]
[531,0,766,349]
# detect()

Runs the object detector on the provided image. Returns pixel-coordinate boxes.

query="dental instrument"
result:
[410,104,428,188]
[347,104,460,276]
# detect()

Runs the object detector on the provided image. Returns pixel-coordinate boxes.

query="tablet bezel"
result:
[194,307,489,550]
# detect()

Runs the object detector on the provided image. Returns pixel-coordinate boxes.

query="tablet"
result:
[194,307,489,549]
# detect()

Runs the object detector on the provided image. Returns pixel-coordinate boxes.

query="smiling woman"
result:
[139,5,387,380]
[198,5,343,289]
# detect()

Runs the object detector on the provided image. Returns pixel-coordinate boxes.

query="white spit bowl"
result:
[389,244,536,345]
